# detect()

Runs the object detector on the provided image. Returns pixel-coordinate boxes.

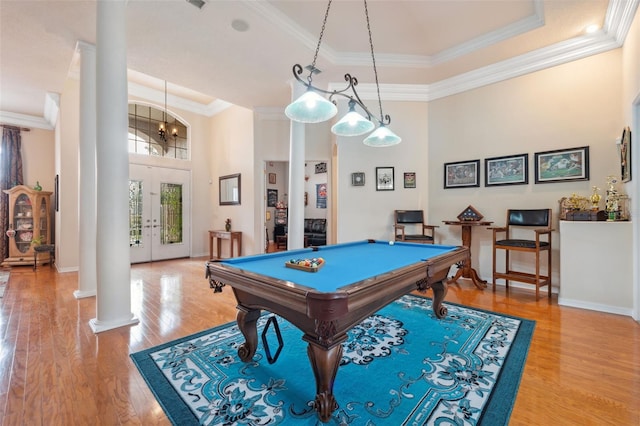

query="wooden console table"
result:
[443,220,492,289]
[209,230,242,259]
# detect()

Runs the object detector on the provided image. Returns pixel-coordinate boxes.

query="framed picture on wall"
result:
[267,189,278,207]
[403,172,416,188]
[376,167,394,191]
[484,153,528,186]
[620,126,632,182]
[534,146,589,184]
[268,173,276,184]
[351,172,365,186]
[444,159,480,189]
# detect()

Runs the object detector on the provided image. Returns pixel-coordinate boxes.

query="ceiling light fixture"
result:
[285,0,401,147]
[585,24,600,34]
[158,80,168,143]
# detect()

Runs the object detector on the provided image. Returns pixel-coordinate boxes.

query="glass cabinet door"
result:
[38,197,48,244]
[14,193,33,253]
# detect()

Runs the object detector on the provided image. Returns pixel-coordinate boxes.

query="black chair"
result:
[394,210,437,244]
[489,209,553,300]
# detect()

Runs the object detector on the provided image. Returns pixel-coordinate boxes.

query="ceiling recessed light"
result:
[585,24,600,34]
[231,19,250,32]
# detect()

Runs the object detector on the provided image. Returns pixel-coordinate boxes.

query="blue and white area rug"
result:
[131,294,534,425]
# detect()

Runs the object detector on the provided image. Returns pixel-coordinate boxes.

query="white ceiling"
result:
[0,0,637,129]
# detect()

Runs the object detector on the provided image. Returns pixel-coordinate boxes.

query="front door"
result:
[129,164,191,263]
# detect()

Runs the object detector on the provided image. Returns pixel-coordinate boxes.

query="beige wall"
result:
[336,100,430,242]
[20,128,55,191]
[56,77,80,271]
[621,5,640,321]
[428,49,623,288]
[209,105,256,256]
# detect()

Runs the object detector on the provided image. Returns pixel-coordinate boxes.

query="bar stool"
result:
[33,244,55,270]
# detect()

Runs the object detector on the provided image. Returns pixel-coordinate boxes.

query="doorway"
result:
[129,164,191,263]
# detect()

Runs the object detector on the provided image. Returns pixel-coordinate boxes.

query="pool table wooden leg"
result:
[236,306,261,362]
[430,280,449,319]
[305,337,345,422]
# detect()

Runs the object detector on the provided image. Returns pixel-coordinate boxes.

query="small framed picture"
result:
[267,189,278,207]
[444,160,480,189]
[403,172,416,188]
[351,172,365,186]
[534,146,589,184]
[485,153,528,186]
[268,173,276,184]
[376,167,394,191]
[620,127,631,183]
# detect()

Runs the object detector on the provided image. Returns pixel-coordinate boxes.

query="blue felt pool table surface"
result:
[218,240,459,292]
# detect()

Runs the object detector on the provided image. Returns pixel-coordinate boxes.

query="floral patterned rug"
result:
[131,294,534,425]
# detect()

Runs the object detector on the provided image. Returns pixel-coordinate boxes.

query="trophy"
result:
[589,186,601,211]
[605,176,619,221]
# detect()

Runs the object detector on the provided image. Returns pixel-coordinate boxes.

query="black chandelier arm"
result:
[291,64,390,126]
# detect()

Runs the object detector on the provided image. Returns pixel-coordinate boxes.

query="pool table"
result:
[205,239,468,422]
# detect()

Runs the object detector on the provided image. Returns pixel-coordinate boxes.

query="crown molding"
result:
[244,0,545,69]
[328,0,637,103]
[127,82,232,117]
[0,111,54,130]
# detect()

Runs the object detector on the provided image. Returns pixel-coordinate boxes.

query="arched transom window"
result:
[128,103,188,159]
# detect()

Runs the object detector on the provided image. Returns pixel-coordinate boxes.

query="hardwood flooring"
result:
[0,256,638,425]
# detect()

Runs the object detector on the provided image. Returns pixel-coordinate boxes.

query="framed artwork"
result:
[351,172,365,186]
[484,153,528,186]
[376,167,394,191]
[534,146,589,184]
[620,126,632,182]
[315,162,327,174]
[267,189,278,207]
[444,159,480,189]
[54,174,59,212]
[268,173,276,184]
[404,172,416,188]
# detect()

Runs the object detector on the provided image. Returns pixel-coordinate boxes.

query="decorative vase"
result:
[225,223,231,232]
[34,181,42,191]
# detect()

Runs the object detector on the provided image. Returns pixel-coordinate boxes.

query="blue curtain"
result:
[1,127,24,261]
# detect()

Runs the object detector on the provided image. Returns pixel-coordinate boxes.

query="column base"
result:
[89,315,139,333]
[74,289,97,299]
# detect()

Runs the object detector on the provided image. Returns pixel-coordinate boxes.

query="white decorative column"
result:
[89,0,138,333]
[287,82,306,249]
[75,41,97,299]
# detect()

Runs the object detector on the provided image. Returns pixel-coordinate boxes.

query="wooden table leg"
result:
[235,306,261,362]
[304,337,345,422]
[447,225,487,289]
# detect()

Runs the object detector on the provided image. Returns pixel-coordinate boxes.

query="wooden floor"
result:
[0,255,639,425]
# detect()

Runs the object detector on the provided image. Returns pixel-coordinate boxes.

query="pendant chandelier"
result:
[285,0,401,147]
[158,80,168,142]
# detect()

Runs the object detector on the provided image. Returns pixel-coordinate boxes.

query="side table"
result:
[209,230,242,259]
[443,220,492,289]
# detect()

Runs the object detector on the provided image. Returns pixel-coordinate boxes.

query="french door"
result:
[129,164,191,263]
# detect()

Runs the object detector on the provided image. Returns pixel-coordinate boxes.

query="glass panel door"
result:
[129,164,190,263]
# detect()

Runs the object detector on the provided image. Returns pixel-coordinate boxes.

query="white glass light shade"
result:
[285,90,337,123]
[331,108,375,136]
[362,125,401,147]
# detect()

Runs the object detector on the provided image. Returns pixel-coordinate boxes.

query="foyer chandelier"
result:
[285,0,401,147]
[158,80,168,142]
[158,80,179,144]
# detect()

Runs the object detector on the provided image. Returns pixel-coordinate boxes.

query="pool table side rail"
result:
[205,246,468,328]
